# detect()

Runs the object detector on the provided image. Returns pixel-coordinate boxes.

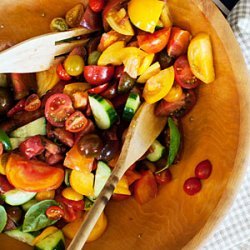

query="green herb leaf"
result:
[0,205,7,232]
[22,200,58,232]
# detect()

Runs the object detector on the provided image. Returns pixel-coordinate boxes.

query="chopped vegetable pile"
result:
[0,0,215,249]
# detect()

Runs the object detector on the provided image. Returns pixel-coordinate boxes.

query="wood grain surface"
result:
[0,0,249,249]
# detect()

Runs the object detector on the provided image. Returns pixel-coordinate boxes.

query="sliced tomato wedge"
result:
[56,63,72,81]
[167,27,191,57]
[174,55,201,89]
[24,94,41,112]
[88,83,109,94]
[45,93,74,127]
[65,111,89,133]
[137,27,171,54]
[6,154,64,192]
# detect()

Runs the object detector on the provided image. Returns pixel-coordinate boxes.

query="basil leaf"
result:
[156,117,181,174]
[22,200,58,232]
[0,205,7,232]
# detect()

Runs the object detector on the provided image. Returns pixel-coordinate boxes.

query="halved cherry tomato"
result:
[167,27,191,57]
[80,5,102,31]
[137,27,171,53]
[56,63,72,81]
[45,93,74,127]
[164,84,183,102]
[71,92,88,109]
[143,66,175,104]
[7,99,25,117]
[174,55,201,89]
[0,174,14,194]
[65,111,89,133]
[6,154,64,192]
[64,55,85,77]
[84,66,115,85]
[46,206,64,220]
[155,169,172,185]
[88,83,109,94]
[89,0,106,12]
[24,94,41,112]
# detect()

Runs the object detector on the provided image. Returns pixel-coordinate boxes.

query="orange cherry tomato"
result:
[137,27,171,53]
[5,154,64,192]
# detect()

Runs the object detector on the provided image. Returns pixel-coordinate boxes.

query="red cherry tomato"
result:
[46,206,64,220]
[167,27,191,57]
[24,94,41,112]
[0,174,14,195]
[7,99,25,117]
[137,27,171,53]
[56,63,72,81]
[45,93,74,127]
[88,83,109,94]
[183,177,202,195]
[84,65,115,85]
[65,111,89,133]
[174,55,201,89]
[89,0,106,12]
[195,160,212,179]
[114,65,124,79]
[155,169,172,185]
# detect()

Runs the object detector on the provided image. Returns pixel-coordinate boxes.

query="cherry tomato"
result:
[6,154,64,192]
[164,84,183,102]
[24,94,41,112]
[100,83,117,99]
[56,63,72,81]
[88,83,109,94]
[137,27,171,53]
[114,65,124,79]
[64,55,84,76]
[183,177,202,195]
[45,93,74,127]
[174,55,201,89]
[89,0,106,12]
[155,169,172,185]
[46,206,64,220]
[0,174,14,194]
[195,160,212,179]
[80,5,102,31]
[84,66,115,85]
[65,111,89,133]
[7,99,25,117]
[71,92,88,109]
[167,27,191,57]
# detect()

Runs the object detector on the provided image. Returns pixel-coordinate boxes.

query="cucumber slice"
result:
[34,230,65,250]
[94,161,111,197]
[146,140,166,162]
[10,117,46,138]
[10,137,27,149]
[5,228,35,246]
[88,94,118,130]
[122,93,141,121]
[0,205,7,232]
[2,189,36,206]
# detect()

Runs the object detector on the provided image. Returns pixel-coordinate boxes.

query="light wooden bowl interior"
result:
[0,0,249,249]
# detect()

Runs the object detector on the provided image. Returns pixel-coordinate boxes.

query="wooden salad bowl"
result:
[0,0,249,249]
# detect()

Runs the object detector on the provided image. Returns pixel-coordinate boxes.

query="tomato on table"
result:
[5,154,64,192]
[24,94,41,112]
[84,65,115,85]
[174,55,201,89]
[45,93,74,127]
[137,27,171,53]
[167,27,191,57]
[65,111,89,133]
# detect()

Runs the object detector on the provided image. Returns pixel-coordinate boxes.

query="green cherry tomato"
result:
[64,55,85,76]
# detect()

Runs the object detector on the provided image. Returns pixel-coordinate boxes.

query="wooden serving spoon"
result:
[68,102,167,250]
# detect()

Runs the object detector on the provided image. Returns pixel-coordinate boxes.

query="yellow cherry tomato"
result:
[62,187,83,201]
[137,62,161,83]
[138,53,155,76]
[35,190,55,201]
[164,84,183,102]
[106,8,134,36]
[188,33,215,83]
[160,2,173,28]
[143,66,175,104]
[0,153,9,175]
[128,0,164,33]
[114,176,131,195]
[64,55,84,76]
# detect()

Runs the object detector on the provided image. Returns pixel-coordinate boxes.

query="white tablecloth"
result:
[203,0,250,249]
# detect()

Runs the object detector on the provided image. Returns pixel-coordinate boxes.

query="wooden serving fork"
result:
[68,103,167,250]
[0,27,92,73]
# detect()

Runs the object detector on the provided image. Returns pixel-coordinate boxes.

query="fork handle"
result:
[67,166,124,250]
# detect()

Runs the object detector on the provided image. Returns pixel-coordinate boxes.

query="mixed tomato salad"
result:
[0,0,215,249]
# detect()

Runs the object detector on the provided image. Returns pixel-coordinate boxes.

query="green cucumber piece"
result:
[34,230,65,250]
[122,92,141,121]
[10,137,27,149]
[2,189,36,206]
[94,161,111,197]
[0,205,7,232]
[10,117,46,138]
[22,199,39,212]
[84,197,94,211]
[146,140,166,162]
[88,94,118,130]
[0,128,12,151]
[5,228,35,246]
[64,169,71,187]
